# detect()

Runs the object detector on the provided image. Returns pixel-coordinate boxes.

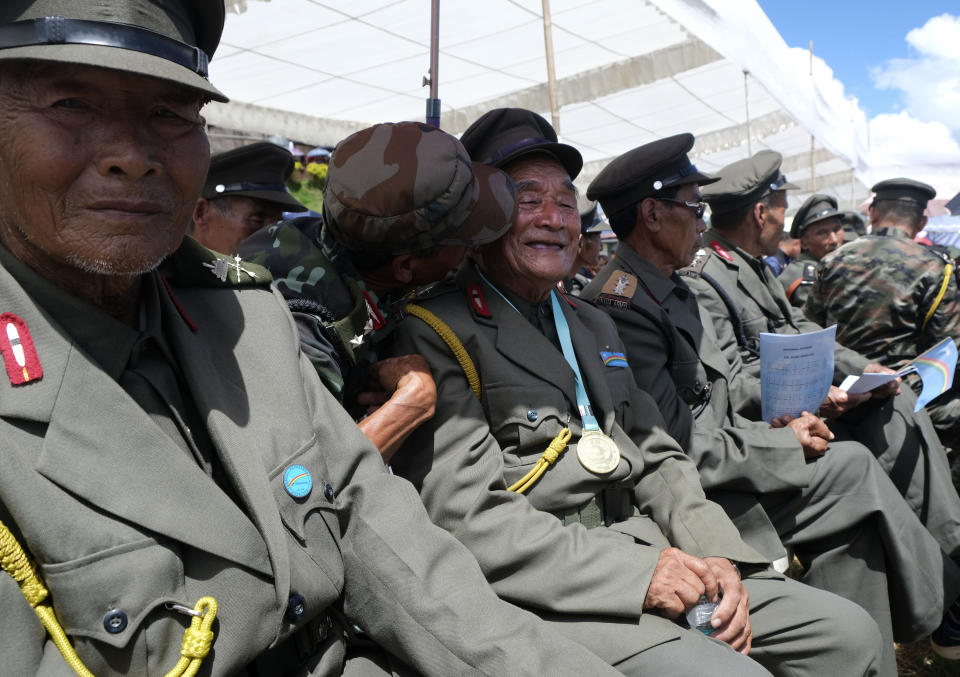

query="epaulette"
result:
[801,262,817,283]
[679,247,709,278]
[593,269,638,310]
[929,244,959,266]
[162,238,272,288]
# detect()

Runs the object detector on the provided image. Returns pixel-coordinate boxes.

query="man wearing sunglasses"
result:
[583,137,960,676]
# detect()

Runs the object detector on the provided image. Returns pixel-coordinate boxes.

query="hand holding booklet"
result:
[839,337,958,412]
[759,326,836,422]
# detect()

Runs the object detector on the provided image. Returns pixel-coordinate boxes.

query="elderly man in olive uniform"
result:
[563,198,606,296]
[581,135,960,675]
[191,141,307,255]
[239,122,514,463]
[388,107,884,677]
[806,179,960,455]
[680,152,960,570]
[778,193,844,307]
[0,3,640,676]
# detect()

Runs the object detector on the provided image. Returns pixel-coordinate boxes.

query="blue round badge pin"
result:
[283,464,313,499]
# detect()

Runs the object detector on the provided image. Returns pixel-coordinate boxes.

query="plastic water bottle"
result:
[686,595,719,634]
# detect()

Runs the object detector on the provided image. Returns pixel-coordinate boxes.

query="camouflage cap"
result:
[790,193,839,238]
[322,122,517,255]
[871,178,936,206]
[0,0,226,102]
[703,150,799,215]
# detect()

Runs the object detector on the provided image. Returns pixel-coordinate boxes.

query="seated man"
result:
[239,121,516,461]
[778,193,843,307]
[680,152,960,569]
[389,107,885,677]
[0,3,633,675]
[580,134,960,673]
[191,141,307,254]
[562,198,605,296]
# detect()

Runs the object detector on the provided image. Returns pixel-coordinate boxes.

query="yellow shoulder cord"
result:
[0,518,218,677]
[404,303,570,494]
[922,262,953,334]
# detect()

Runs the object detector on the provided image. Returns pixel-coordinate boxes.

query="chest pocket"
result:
[482,381,571,469]
[270,435,344,599]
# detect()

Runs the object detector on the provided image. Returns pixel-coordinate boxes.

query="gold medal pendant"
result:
[576,429,620,474]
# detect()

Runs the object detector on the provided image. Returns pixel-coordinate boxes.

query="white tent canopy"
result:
[206,0,960,212]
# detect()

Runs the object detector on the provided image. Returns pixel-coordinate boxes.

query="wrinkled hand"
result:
[356,354,436,415]
[772,411,833,459]
[643,548,717,619]
[703,557,751,654]
[818,385,871,419]
[863,363,901,399]
[355,355,437,463]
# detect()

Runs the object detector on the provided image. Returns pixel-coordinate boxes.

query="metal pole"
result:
[743,70,752,156]
[425,0,441,128]
[541,0,560,134]
[809,40,816,191]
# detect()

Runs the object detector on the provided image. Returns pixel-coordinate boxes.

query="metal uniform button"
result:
[526,409,538,422]
[103,609,128,634]
[287,593,306,623]
[323,483,335,502]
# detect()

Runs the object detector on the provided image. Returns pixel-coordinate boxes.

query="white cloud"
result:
[868,112,960,166]
[872,14,960,134]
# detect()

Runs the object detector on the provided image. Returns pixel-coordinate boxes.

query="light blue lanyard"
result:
[474,265,600,432]
[549,291,601,432]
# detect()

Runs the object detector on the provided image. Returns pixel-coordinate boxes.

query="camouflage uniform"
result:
[237,121,517,417]
[805,227,960,450]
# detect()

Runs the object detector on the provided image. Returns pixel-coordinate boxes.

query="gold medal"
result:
[576,429,620,474]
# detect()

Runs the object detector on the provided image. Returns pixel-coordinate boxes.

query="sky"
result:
[758,1,960,170]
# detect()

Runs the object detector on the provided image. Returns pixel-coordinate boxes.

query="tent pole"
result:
[743,70,752,156]
[425,0,441,128]
[809,40,816,191]
[541,0,560,135]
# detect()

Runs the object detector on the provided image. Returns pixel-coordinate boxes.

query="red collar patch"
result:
[0,313,42,385]
[466,284,491,318]
[710,240,734,262]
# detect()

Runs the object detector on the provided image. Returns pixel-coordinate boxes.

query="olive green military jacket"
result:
[778,252,818,308]
[390,263,769,665]
[682,232,869,420]
[581,245,807,560]
[0,240,621,677]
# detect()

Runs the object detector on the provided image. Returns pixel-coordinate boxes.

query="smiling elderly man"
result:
[388,107,884,677]
[0,3,636,676]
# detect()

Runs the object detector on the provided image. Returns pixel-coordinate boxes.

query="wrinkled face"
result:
[195,196,283,255]
[801,216,843,260]
[0,63,208,281]
[759,190,788,256]
[476,155,580,301]
[651,183,706,271]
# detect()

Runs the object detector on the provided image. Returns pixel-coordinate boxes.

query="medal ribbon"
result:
[474,265,600,432]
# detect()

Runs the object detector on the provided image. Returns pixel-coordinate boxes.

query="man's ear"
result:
[391,253,414,284]
[192,198,210,232]
[751,201,767,231]
[639,198,660,232]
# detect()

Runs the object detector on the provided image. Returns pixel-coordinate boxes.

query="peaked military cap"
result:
[0,0,226,102]
[323,121,517,256]
[586,133,717,217]
[578,197,608,234]
[459,107,583,180]
[840,210,866,237]
[790,193,839,238]
[203,142,307,212]
[871,178,936,206]
[703,150,799,215]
